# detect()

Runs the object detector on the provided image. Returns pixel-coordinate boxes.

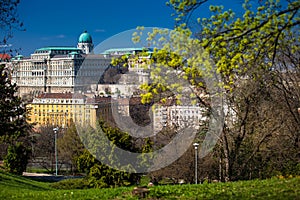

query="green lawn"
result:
[0,170,299,199]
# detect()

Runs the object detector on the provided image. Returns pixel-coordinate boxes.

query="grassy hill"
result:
[0,170,299,199]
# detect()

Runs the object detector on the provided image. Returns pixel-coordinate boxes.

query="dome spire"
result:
[77,30,94,54]
[78,30,92,43]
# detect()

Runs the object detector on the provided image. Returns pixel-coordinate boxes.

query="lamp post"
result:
[193,143,199,184]
[53,127,59,176]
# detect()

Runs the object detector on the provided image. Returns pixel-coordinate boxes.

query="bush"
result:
[51,178,89,189]
[4,142,30,175]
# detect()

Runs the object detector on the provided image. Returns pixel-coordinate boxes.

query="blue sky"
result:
[8,0,244,56]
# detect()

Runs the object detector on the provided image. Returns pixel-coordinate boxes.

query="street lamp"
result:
[193,143,199,184]
[53,127,59,176]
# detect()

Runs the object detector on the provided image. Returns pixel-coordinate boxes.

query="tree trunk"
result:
[222,131,230,182]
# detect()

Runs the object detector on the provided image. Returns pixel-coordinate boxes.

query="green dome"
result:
[78,31,92,43]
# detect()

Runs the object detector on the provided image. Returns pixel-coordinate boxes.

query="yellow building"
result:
[26,93,113,128]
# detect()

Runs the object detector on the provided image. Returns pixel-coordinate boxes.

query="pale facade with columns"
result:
[8,31,111,98]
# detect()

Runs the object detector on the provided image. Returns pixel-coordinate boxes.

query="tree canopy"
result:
[124,0,300,181]
[0,65,31,143]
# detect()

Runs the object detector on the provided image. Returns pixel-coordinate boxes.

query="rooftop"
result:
[78,31,93,43]
[0,54,11,61]
[36,93,86,99]
[35,47,81,52]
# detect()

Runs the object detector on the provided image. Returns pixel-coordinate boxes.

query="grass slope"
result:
[148,178,300,199]
[0,170,299,199]
[0,170,131,199]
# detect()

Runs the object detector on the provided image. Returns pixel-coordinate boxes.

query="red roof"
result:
[0,54,11,61]
[36,93,86,99]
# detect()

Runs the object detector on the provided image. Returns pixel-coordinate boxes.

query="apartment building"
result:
[26,93,112,128]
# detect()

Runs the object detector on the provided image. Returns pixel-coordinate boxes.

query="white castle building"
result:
[8,31,111,97]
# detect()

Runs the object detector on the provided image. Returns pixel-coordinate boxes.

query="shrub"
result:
[4,142,30,175]
[51,178,89,189]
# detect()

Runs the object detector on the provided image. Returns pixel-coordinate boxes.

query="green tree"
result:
[130,0,299,181]
[0,65,31,142]
[4,142,30,175]
[0,64,32,175]
[0,1,30,175]
[193,0,299,181]
[76,120,139,188]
